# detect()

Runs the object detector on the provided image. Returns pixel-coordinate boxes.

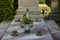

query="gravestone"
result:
[14,0,41,21]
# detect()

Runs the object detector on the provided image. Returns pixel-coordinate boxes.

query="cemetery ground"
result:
[0,22,11,39]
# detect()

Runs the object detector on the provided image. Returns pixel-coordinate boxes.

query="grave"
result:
[1,0,53,40]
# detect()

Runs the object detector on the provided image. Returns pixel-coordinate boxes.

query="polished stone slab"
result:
[1,20,53,40]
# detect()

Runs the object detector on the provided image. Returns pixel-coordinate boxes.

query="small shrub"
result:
[21,14,33,24]
[39,0,45,4]
[0,0,16,22]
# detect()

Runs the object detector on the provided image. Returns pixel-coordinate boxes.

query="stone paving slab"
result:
[0,20,60,40]
[46,20,59,29]
[45,20,60,33]
[0,22,10,39]
[45,20,60,40]
[1,20,53,40]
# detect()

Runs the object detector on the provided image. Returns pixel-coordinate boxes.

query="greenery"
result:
[45,0,51,6]
[14,0,18,10]
[58,0,60,16]
[0,0,16,22]
[21,14,33,24]
[54,0,60,21]
[40,7,51,17]
[56,0,60,27]
[39,0,45,4]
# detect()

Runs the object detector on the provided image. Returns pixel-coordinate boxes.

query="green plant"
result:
[40,7,51,17]
[0,0,16,22]
[21,14,34,33]
[39,0,45,4]
[21,14,33,24]
[58,0,60,15]
[45,0,51,6]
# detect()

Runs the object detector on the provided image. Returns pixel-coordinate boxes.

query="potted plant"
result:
[21,14,33,33]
